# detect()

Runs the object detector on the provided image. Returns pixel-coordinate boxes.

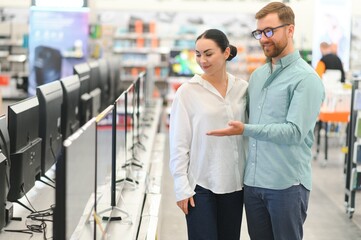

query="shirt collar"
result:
[190,73,236,86]
[267,50,301,72]
[189,73,236,97]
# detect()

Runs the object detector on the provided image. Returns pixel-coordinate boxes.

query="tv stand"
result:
[7,138,42,202]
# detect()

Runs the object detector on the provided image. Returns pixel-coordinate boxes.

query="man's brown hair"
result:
[255,2,295,25]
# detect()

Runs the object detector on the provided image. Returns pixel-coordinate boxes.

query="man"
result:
[207,2,325,240]
[315,41,345,83]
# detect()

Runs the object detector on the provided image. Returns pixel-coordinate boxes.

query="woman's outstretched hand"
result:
[206,121,244,136]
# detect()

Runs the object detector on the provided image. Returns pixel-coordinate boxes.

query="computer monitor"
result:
[169,49,203,77]
[88,60,100,92]
[73,62,90,96]
[89,88,101,117]
[0,115,9,230]
[36,81,63,176]
[0,152,6,230]
[98,58,111,107]
[95,105,114,203]
[108,56,122,100]
[7,97,42,202]
[74,62,93,126]
[0,115,10,162]
[60,75,81,140]
[54,118,97,240]
[79,93,93,126]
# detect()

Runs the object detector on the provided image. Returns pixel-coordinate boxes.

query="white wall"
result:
[1,0,361,50]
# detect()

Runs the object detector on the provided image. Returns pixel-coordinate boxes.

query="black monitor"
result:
[98,58,110,107]
[60,75,81,140]
[0,152,6,230]
[54,118,97,240]
[73,62,90,96]
[79,93,93,126]
[95,105,114,206]
[89,88,101,117]
[0,114,10,163]
[0,115,9,230]
[108,56,122,100]
[88,60,100,92]
[36,81,63,176]
[7,97,42,202]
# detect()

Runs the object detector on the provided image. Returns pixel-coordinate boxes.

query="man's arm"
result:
[207,121,245,136]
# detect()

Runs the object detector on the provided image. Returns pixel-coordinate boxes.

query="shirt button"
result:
[258,106,261,109]
[252,144,255,147]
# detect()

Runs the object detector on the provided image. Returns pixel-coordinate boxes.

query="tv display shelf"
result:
[0,98,164,239]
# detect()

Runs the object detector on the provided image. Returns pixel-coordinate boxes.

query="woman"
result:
[169,29,248,240]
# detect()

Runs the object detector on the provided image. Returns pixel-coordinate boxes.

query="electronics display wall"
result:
[0,56,151,239]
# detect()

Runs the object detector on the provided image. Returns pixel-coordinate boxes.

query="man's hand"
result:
[177,197,195,215]
[207,121,244,136]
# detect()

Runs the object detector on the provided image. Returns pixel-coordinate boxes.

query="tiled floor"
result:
[158,127,361,240]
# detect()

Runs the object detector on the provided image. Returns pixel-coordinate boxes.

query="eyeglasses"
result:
[251,24,290,40]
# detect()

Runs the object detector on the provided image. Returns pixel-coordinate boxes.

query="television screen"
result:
[0,115,10,161]
[0,152,6,230]
[108,56,122,100]
[60,75,81,140]
[0,115,9,230]
[90,88,101,117]
[169,49,203,77]
[55,117,97,240]
[36,81,63,176]
[88,60,100,92]
[98,58,111,108]
[73,62,90,96]
[7,97,42,201]
[95,105,114,210]
[79,93,93,126]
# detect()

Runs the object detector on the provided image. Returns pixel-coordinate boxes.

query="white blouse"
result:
[169,73,248,201]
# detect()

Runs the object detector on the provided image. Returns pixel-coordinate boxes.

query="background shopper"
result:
[315,41,345,83]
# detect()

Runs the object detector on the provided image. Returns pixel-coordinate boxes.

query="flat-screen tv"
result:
[7,97,42,202]
[0,115,10,164]
[108,56,122,100]
[54,117,97,240]
[79,93,93,126]
[60,75,80,140]
[74,62,93,126]
[73,62,90,96]
[98,58,110,108]
[36,81,63,177]
[95,105,114,210]
[0,115,9,230]
[0,152,6,230]
[88,60,100,92]
[90,87,101,117]
[169,49,203,77]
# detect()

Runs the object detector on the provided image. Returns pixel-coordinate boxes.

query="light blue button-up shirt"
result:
[243,50,325,191]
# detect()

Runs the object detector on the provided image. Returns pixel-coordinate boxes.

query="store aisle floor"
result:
[158,128,361,240]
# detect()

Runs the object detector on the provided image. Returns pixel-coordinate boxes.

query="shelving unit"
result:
[0,37,28,100]
[345,77,361,218]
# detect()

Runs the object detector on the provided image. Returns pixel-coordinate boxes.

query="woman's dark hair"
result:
[196,29,237,61]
